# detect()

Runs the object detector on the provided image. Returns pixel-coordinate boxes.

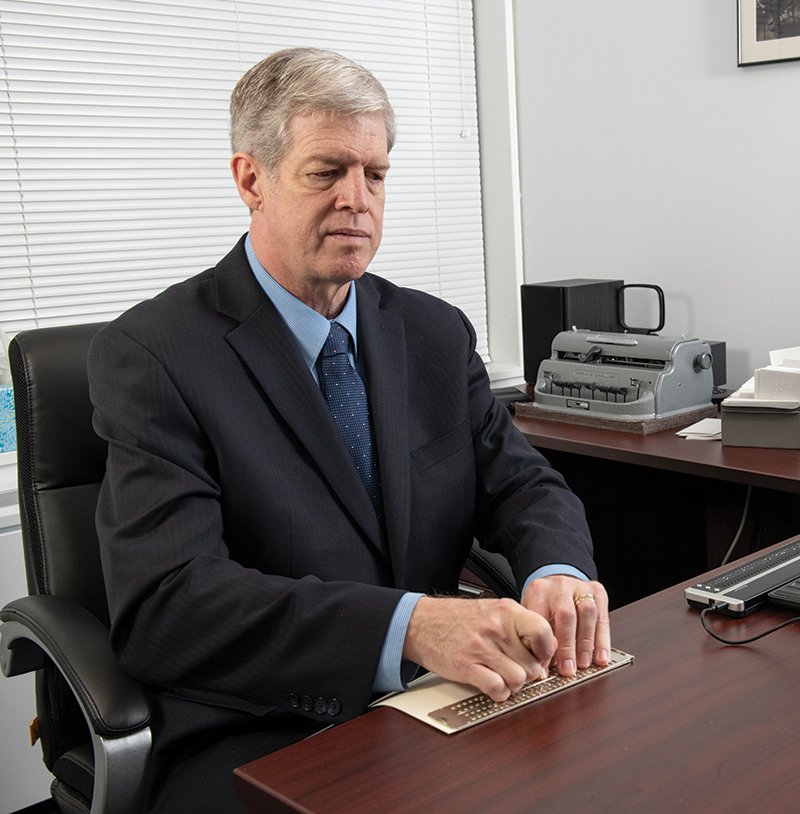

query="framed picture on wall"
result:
[739,1,800,65]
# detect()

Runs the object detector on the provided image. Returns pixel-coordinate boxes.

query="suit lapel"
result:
[213,240,389,562]
[357,279,411,586]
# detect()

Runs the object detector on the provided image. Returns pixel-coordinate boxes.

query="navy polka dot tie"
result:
[320,322,383,517]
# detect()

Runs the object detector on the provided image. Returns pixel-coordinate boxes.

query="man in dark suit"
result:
[88,47,610,813]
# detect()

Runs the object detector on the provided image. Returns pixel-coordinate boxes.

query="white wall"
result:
[513,1,800,388]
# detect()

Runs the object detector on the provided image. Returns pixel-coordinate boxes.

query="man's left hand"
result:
[521,575,611,677]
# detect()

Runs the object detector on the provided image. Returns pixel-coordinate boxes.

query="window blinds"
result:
[0,0,489,357]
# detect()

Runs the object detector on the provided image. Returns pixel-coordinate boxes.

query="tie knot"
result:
[322,322,351,358]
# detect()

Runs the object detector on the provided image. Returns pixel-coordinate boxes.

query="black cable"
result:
[720,484,752,567]
[701,602,800,645]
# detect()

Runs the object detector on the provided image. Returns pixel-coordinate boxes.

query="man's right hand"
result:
[402,596,557,702]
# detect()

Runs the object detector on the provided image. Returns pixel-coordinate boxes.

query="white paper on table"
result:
[676,418,721,439]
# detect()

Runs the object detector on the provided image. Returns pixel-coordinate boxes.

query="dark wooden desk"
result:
[512,411,800,495]
[511,412,800,608]
[235,540,800,814]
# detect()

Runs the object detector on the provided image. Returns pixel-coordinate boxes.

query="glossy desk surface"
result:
[235,539,800,814]
[512,411,800,494]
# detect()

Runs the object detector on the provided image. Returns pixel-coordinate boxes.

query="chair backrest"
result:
[10,322,109,624]
[10,322,109,769]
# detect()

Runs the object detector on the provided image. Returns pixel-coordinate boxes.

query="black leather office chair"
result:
[0,323,151,814]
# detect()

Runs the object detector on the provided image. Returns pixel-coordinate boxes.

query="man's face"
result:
[250,111,390,312]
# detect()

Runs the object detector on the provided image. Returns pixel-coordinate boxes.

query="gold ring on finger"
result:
[574,593,595,607]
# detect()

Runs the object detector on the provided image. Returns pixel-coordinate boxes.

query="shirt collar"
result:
[244,233,358,371]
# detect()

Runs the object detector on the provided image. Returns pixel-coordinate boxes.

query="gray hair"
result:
[230,47,396,176]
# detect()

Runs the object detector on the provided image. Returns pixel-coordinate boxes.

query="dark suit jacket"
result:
[88,235,596,808]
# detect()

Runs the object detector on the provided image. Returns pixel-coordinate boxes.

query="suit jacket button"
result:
[314,697,327,715]
[301,695,314,711]
[327,698,342,716]
[287,693,300,709]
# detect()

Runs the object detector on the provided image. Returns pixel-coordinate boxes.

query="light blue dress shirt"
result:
[244,234,587,693]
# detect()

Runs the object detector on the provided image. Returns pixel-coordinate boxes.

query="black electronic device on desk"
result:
[685,536,800,617]
[767,580,800,612]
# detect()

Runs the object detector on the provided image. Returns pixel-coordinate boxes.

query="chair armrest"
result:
[0,594,150,737]
[1,595,152,814]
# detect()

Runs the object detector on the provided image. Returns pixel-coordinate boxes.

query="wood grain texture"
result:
[512,409,800,494]
[515,400,718,435]
[236,540,800,814]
